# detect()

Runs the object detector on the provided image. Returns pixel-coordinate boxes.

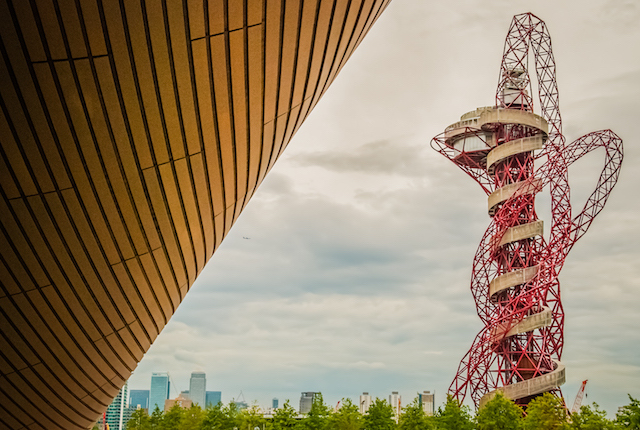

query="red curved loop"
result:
[566,130,624,244]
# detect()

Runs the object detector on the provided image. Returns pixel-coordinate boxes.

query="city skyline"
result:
[129,370,433,412]
[126,0,640,417]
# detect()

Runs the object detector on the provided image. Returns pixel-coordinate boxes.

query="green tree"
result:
[239,404,268,430]
[568,402,616,430]
[523,393,568,430]
[162,404,185,430]
[201,402,240,430]
[150,405,164,430]
[273,400,299,430]
[476,392,523,430]
[435,395,474,430]
[182,404,204,430]
[364,398,396,430]
[398,396,435,430]
[127,408,152,430]
[200,402,225,430]
[299,393,331,430]
[330,398,363,430]
[616,395,640,429]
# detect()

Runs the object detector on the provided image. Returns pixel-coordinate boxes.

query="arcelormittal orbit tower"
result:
[431,13,623,407]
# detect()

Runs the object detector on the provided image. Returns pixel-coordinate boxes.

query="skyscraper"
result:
[206,391,222,408]
[299,392,317,414]
[389,392,401,422]
[189,372,207,407]
[101,381,129,430]
[418,391,434,416]
[129,390,150,410]
[359,393,372,414]
[150,373,170,411]
[272,398,279,410]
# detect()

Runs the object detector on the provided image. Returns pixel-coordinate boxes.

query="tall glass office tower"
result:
[149,373,170,411]
[189,372,206,407]
[129,390,150,410]
[206,391,222,408]
[101,381,129,430]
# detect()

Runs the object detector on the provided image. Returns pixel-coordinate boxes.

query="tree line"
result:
[116,392,640,430]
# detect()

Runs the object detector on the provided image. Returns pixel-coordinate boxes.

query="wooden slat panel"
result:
[0,1,392,428]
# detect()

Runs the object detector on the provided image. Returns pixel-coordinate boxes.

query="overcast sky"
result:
[128,0,640,415]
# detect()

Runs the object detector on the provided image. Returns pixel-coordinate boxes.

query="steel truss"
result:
[431,13,623,407]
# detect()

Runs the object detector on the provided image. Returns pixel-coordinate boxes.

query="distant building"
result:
[389,392,401,422]
[189,371,207,407]
[232,399,249,410]
[206,391,222,408]
[122,406,137,429]
[419,391,435,416]
[359,392,372,414]
[150,372,171,411]
[129,390,150,410]
[299,392,318,414]
[98,381,129,430]
[272,398,279,410]
[165,393,193,410]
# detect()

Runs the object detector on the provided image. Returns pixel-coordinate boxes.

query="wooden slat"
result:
[0,1,392,428]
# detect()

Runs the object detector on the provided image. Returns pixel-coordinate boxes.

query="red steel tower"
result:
[431,13,623,407]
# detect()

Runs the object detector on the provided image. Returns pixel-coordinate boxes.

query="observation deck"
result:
[442,107,548,170]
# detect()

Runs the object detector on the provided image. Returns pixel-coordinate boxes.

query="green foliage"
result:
[568,402,616,430]
[127,408,151,430]
[273,400,299,430]
[435,394,474,430]
[150,405,164,430]
[476,392,523,430]
[523,393,568,430]
[299,393,332,430]
[200,401,240,430]
[162,404,185,430]
[616,395,640,429]
[398,396,435,430]
[239,404,268,430]
[200,403,226,430]
[364,398,397,430]
[117,391,636,430]
[330,398,363,430]
[182,404,204,430]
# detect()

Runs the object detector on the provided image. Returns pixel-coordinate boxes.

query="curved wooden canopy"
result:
[0,0,391,428]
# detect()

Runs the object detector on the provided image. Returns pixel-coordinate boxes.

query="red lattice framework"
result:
[431,13,623,407]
